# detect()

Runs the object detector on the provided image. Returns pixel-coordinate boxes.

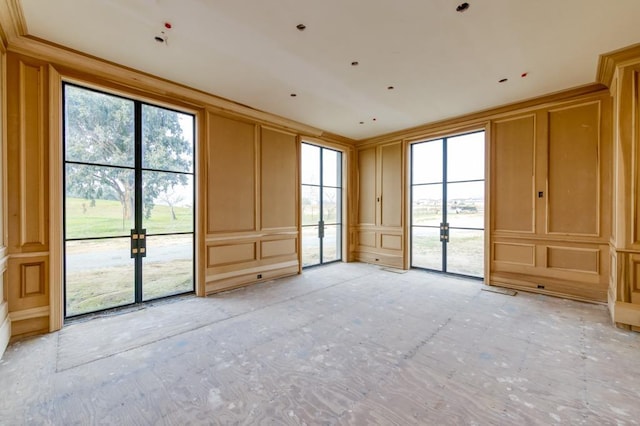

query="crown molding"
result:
[0,0,27,47]
[358,83,607,147]
[596,42,640,88]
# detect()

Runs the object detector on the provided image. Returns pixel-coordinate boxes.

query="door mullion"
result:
[319,148,324,264]
[134,101,143,303]
[442,137,448,273]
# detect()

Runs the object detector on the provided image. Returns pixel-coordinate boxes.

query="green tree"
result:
[65,85,192,227]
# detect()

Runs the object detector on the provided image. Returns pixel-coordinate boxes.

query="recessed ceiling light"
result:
[359,121,364,124]
[372,118,377,121]
[387,86,395,90]
[296,24,306,31]
[498,78,508,83]
[456,2,470,12]
[351,61,359,66]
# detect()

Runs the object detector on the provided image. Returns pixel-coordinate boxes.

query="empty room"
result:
[2,0,640,424]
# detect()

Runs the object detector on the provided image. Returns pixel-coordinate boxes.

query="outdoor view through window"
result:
[411,131,485,277]
[63,84,195,316]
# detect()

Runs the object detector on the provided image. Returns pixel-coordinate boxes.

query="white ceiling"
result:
[19,0,640,140]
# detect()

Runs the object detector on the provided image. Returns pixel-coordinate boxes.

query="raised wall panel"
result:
[208,243,256,267]
[7,54,49,252]
[261,128,297,230]
[381,234,402,251]
[546,246,599,273]
[358,231,376,248]
[20,261,45,297]
[261,238,296,259]
[493,116,535,233]
[547,102,600,235]
[630,255,640,305]
[207,114,256,233]
[7,256,48,312]
[380,142,402,227]
[493,242,535,266]
[358,147,376,225]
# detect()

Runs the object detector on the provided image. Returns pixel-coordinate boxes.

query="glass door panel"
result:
[65,238,134,316]
[447,229,484,277]
[447,181,484,228]
[412,184,443,227]
[322,149,341,187]
[412,139,443,184]
[411,227,443,271]
[302,185,321,226]
[323,225,341,263]
[322,187,340,223]
[141,104,195,302]
[447,133,485,182]
[301,226,320,267]
[64,85,135,168]
[65,164,135,239]
[141,172,194,234]
[142,234,193,301]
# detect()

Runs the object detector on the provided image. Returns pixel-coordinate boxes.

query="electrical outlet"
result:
[257,274,262,279]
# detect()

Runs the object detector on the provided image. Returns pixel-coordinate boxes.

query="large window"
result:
[411,131,485,277]
[64,84,195,316]
[301,143,343,267]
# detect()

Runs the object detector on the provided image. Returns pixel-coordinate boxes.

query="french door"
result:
[410,131,485,277]
[63,84,195,317]
[301,143,343,267]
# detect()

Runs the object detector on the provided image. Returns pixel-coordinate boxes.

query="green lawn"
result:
[65,259,193,316]
[66,197,192,238]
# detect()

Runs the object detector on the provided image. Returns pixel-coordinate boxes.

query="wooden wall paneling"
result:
[207,113,257,234]
[354,141,404,268]
[0,42,9,354]
[7,255,48,312]
[196,110,207,297]
[547,102,601,236]
[358,147,376,226]
[493,242,535,266]
[5,53,50,338]
[379,142,402,228]
[546,246,599,273]
[489,94,612,302]
[7,53,48,252]
[380,233,402,251]
[492,115,536,233]
[358,230,376,248]
[261,237,297,260]
[48,65,62,331]
[260,127,297,231]
[482,123,491,281]
[633,70,640,247]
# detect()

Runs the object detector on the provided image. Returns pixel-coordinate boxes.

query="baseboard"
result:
[613,301,640,328]
[206,263,299,294]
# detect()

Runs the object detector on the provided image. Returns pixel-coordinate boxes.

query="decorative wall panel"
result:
[492,115,535,233]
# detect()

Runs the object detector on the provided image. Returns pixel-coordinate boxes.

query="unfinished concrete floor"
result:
[1,262,640,425]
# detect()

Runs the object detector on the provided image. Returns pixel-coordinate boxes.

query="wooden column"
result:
[607,49,640,329]
[5,52,51,337]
